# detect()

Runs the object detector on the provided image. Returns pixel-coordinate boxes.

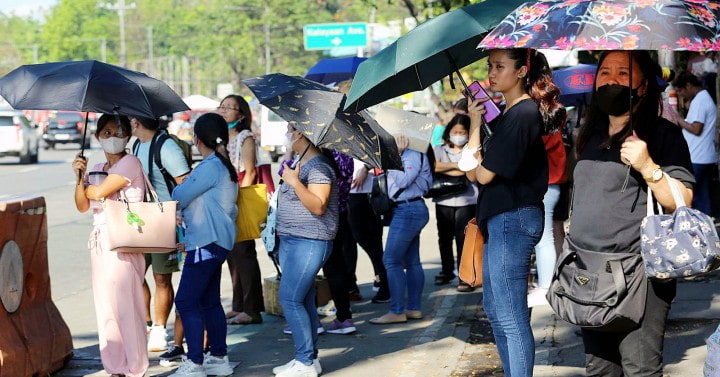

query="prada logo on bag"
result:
[575,276,590,286]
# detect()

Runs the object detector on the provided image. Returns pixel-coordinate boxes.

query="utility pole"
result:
[101,0,136,67]
[147,26,154,76]
[264,6,270,74]
[17,45,39,64]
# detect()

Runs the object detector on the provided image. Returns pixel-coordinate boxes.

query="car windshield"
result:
[50,113,83,123]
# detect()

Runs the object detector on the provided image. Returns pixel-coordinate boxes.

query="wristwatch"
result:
[643,165,663,183]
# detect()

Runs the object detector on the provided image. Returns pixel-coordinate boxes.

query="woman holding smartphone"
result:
[464,49,565,377]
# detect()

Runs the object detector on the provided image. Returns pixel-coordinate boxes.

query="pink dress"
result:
[87,155,149,377]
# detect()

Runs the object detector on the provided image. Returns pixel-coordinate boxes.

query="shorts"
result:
[145,252,179,275]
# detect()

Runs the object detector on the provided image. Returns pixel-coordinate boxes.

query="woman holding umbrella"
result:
[464,49,564,376]
[571,51,693,375]
[72,114,148,377]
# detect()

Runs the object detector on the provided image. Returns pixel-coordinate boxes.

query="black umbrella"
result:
[0,60,189,157]
[243,73,403,170]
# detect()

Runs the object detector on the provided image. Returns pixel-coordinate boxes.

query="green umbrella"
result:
[344,0,526,112]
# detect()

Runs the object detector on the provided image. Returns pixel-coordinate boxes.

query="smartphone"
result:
[289,154,302,169]
[466,81,501,124]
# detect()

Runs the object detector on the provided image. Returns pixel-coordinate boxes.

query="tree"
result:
[40,0,116,62]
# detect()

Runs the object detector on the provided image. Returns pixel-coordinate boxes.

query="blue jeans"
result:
[534,185,560,289]
[692,163,714,215]
[383,200,429,314]
[483,206,543,377]
[278,235,333,365]
[175,244,230,364]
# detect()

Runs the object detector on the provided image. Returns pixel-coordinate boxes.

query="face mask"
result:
[450,135,468,147]
[99,136,129,154]
[285,132,298,149]
[227,120,239,130]
[596,84,642,116]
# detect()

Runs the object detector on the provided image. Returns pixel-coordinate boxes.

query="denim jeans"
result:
[534,185,560,289]
[175,244,230,364]
[691,163,715,215]
[483,206,543,377]
[278,235,333,365]
[383,200,429,314]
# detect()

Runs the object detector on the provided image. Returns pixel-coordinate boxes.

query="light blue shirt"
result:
[172,153,238,252]
[388,149,432,201]
[134,131,191,201]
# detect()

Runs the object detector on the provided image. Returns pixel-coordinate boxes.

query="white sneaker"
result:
[147,326,169,352]
[527,287,549,308]
[273,358,322,375]
[203,354,233,376]
[168,358,207,377]
[274,359,319,377]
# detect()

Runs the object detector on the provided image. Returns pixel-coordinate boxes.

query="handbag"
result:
[458,218,483,287]
[236,132,276,196]
[369,172,405,226]
[261,188,280,255]
[546,236,648,332]
[424,174,468,199]
[236,184,268,242]
[640,173,720,279]
[103,172,177,253]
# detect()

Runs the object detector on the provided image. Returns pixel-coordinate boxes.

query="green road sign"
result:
[304,23,368,50]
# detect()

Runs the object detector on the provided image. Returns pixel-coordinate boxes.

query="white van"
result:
[0,110,40,164]
[259,106,288,162]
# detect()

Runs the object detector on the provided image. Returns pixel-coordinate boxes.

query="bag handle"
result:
[646,172,684,216]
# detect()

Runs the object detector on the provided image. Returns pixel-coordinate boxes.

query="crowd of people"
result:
[70,47,714,377]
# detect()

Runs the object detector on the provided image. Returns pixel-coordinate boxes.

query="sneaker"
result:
[147,326,169,352]
[325,319,356,334]
[317,301,337,317]
[273,359,321,376]
[168,358,207,377]
[283,323,325,335]
[203,355,233,376]
[527,287,549,308]
[159,344,186,367]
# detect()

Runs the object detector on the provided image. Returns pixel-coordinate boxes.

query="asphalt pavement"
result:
[1,146,718,377]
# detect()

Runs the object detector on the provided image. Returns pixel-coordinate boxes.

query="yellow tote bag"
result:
[236,184,269,242]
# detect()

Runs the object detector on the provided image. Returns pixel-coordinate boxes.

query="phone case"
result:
[467,81,501,124]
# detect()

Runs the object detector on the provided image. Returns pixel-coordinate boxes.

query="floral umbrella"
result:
[478,0,720,52]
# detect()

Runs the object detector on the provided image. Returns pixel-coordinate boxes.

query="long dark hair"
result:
[576,51,663,155]
[194,113,238,183]
[222,94,252,132]
[442,114,471,147]
[505,49,566,134]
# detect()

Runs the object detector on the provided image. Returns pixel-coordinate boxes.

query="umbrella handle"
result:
[78,113,90,182]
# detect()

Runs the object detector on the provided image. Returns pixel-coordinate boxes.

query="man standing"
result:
[673,71,718,215]
[130,117,191,352]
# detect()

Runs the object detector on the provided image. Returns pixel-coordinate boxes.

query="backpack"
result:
[132,131,192,195]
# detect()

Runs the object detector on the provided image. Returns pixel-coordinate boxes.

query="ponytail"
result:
[194,113,239,183]
[507,49,567,134]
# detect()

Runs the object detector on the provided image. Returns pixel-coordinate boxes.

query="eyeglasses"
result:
[217,106,240,112]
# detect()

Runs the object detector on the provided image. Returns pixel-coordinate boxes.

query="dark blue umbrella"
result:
[304,57,367,85]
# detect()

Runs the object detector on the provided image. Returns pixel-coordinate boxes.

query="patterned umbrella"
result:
[479,0,720,51]
[243,73,403,170]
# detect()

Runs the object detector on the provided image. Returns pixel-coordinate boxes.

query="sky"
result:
[1,0,57,19]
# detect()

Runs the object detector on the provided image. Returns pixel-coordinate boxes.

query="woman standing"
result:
[72,114,148,377]
[572,51,693,376]
[432,114,478,292]
[464,49,565,376]
[370,135,433,324]
[169,113,237,377]
[220,94,265,325]
[272,126,339,377]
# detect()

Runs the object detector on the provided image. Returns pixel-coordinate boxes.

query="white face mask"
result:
[450,135,468,147]
[99,136,129,154]
[285,132,298,150]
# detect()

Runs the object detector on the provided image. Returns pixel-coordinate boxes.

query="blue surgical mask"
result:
[227,120,239,130]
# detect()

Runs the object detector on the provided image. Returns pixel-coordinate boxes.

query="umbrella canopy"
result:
[479,0,720,51]
[183,94,220,110]
[372,105,434,153]
[0,60,189,118]
[344,0,528,112]
[305,56,367,85]
[243,73,403,170]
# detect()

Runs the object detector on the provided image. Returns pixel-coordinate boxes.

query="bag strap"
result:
[646,172,681,216]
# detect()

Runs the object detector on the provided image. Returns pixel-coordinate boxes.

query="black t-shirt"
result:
[476,98,548,222]
[570,116,694,253]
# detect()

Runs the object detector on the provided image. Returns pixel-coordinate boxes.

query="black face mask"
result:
[596,84,642,116]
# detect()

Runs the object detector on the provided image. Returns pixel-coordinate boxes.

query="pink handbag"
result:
[102,172,177,253]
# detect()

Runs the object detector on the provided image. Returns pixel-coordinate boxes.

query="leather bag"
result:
[641,173,720,279]
[236,184,268,242]
[103,173,177,253]
[546,236,648,332]
[424,174,468,199]
[458,218,483,287]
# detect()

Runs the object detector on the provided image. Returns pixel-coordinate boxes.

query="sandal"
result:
[457,281,475,292]
[225,310,241,319]
[227,312,263,325]
[434,273,454,285]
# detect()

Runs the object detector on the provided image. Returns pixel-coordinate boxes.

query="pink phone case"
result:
[467,81,501,123]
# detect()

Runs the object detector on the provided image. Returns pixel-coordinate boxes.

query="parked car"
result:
[0,110,40,164]
[42,111,90,149]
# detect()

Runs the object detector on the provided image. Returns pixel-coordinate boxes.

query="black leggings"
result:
[435,204,476,278]
[322,211,353,321]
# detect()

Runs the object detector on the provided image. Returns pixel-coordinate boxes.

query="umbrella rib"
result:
[414,64,423,88]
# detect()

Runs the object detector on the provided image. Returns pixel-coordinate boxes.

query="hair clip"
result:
[216,137,223,144]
